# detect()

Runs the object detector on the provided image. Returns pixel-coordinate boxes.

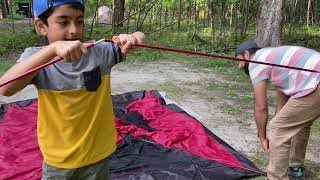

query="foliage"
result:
[0,61,14,75]
[0,28,38,57]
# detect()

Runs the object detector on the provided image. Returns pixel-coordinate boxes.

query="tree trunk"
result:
[220,0,226,44]
[136,0,141,30]
[178,0,182,30]
[313,0,318,24]
[307,0,312,27]
[164,4,168,26]
[1,0,9,18]
[234,1,239,42]
[288,0,298,37]
[210,1,215,43]
[10,0,14,33]
[159,0,162,30]
[194,0,197,34]
[243,0,250,35]
[256,0,283,47]
[229,4,233,27]
[113,0,125,27]
[240,1,245,38]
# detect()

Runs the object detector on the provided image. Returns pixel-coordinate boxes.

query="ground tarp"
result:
[0,90,264,180]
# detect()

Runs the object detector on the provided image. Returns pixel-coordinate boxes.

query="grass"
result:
[312,120,320,136]
[0,61,15,75]
[251,150,268,168]
[0,28,38,56]
[158,81,182,98]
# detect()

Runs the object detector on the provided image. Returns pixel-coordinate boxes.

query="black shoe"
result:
[288,166,305,180]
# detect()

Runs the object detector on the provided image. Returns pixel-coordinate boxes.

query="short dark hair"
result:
[245,48,260,56]
[38,3,84,26]
[243,63,250,76]
[235,40,261,57]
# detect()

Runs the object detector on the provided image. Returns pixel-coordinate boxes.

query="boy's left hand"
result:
[112,32,145,54]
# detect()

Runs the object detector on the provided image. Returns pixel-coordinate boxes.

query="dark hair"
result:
[247,48,260,55]
[38,3,84,25]
[243,63,250,76]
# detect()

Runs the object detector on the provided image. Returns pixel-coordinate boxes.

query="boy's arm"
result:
[0,41,87,96]
[0,45,56,96]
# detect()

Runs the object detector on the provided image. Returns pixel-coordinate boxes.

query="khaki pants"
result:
[42,157,110,180]
[267,86,320,180]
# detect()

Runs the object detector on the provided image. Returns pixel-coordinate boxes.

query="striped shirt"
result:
[249,46,320,98]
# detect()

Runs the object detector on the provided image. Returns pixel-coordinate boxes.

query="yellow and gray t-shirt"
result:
[18,42,122,168]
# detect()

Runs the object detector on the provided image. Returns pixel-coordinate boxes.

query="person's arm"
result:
[0,40,87,96]
[275,88,289,113]
[253,81,269,153]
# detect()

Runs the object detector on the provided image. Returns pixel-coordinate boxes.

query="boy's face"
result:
[36,4,84,44]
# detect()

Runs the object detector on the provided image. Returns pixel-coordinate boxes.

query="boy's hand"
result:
[112,31,145,54]
[53,40,88,61]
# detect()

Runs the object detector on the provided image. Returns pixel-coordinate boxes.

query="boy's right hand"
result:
[52,41,88,61]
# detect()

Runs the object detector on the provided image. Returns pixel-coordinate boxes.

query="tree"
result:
[1,0,10,19]
[256,0,283,47]
[113,0,125,26]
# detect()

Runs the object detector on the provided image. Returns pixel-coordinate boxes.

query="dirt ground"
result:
[1,60,320,179]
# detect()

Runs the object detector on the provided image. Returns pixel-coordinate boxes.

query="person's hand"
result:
[112,31,145,54]
[259,136,269,153]
[53,40,88,61]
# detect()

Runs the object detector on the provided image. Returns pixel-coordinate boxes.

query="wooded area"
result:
[1,0,320,53]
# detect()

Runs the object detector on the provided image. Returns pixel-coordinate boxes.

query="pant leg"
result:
[289,125,311,167]
[267,87,320,180]
[77,157,110,180]
[41,162,78,180]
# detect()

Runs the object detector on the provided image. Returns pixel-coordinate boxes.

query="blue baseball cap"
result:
[33,0,84,17]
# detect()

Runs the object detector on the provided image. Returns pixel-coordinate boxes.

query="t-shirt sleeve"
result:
[97,42,123,68]
[110,42,123,65]
[249,63,271,85]
[16,47,37,63]
[16,47,42,85]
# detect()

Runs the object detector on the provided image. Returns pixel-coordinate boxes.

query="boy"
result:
[236,41,320,180]
[0,0,144,179]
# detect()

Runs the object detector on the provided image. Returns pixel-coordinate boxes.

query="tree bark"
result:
[256,0,283,47]
[1,0,9,18]
[307,0,312,27]
[136,0,141,30]
[113,0,125,27]
[178,0,182,30]
[313,0,318,24]
[210,0,215,43]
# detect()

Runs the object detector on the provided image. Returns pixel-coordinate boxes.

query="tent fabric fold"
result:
[0,90,263,180]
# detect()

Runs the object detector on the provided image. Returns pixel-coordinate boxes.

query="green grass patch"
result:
[0,61,14,75]
[158,81,181,98]
[250,150,268,168]
[0,28,38,56]
[225,104,243,115]
[312,120,320,135]
[126,49,164,62]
